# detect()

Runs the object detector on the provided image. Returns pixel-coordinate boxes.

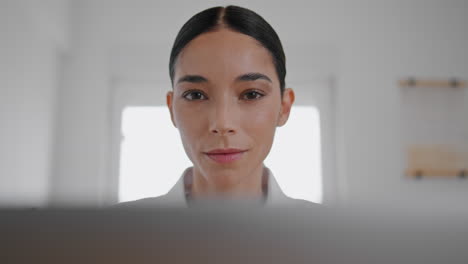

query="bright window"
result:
[119,106,322,203]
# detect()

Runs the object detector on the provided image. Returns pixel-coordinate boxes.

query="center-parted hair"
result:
[169,5,287,96]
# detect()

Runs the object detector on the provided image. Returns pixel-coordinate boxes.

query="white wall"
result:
[333,1,468,210]
[3,0,467,209]
[0,0,71,207]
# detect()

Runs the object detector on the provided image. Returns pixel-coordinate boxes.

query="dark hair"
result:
[169,5,286,96]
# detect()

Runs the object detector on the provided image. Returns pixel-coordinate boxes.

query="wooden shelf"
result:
[399,78,467,88]
[405,144,468,179]
[406,168,467,179]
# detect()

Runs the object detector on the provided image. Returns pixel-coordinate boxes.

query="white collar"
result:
[163,165,292,207]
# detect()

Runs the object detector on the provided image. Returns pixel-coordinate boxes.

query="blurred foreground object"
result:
[1,204,468,264]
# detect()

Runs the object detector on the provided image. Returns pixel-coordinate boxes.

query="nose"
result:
[209,101,237,136]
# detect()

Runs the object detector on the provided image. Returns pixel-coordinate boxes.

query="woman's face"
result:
[167,28,294,188]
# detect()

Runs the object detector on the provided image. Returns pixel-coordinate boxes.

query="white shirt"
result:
[117,165,316,208]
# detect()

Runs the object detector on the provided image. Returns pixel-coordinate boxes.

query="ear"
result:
[277,88,295,127]
[166,91,177,128]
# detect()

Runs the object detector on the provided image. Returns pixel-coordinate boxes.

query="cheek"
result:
[243,103,279,144]
[173,102,206,154]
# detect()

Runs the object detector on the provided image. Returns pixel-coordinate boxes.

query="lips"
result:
[205,148,247,154]
[204,148,247,163]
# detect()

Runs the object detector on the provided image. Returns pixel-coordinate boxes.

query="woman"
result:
[120,5,315,208]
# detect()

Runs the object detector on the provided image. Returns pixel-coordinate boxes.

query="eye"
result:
[242,90,264,100]
[182,90,207,101]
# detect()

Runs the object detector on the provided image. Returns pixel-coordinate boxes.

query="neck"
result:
[190,164,266,200]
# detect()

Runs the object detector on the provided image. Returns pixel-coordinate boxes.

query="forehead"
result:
[174,29,277,85]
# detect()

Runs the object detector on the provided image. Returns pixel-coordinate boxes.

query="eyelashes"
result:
[243,90,264,100]
[182,90,265,101]
[182,90,207,100]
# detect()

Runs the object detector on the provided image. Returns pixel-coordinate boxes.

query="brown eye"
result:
[183,90,207,101]
[242,90,264,100]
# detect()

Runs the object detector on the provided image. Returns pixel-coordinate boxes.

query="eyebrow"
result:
[176,72,272,85]
[235,72,272,83]
[176,75,208,84]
